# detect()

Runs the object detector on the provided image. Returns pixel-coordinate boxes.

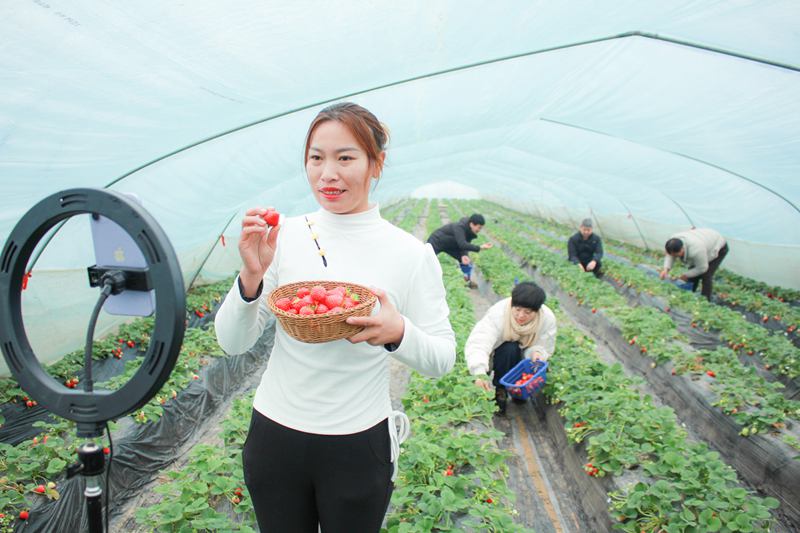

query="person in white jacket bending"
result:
[465,281,557,414]
[659,228,728,301]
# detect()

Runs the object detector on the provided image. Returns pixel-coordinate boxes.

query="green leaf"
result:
[46,457,67,474]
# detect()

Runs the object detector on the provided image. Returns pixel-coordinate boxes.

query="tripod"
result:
[68,439,107,533]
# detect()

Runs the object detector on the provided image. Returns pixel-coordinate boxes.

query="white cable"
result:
[388,410,410,481]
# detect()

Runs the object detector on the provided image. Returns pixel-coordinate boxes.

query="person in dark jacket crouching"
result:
[567,218,603,278]
[427,213,493,285]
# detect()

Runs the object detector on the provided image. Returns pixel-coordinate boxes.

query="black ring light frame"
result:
[0,188,185,438]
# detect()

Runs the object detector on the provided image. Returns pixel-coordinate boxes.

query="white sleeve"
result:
[465,300,506,376]
[523,307,557,361]
[214,234,281,355]
[390,245,456,378]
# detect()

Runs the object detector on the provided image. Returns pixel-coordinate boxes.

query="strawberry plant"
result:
[134,393,256,532]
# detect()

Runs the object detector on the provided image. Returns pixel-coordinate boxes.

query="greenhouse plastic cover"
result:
[1,0,799,371]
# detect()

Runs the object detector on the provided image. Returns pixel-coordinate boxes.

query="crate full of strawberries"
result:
[499,359,548,400]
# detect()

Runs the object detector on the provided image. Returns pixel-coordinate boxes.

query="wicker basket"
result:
[267,281,377,343]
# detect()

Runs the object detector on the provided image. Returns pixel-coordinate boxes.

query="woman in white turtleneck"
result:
[214,102,455,532]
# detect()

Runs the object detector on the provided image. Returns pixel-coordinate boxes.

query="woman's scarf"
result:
[501,299,540,349]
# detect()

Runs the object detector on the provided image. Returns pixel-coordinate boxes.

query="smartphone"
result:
[89,194,156,316]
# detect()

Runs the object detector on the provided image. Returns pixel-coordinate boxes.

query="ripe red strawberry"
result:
[706,370,716,378]
[310,285,327,302]
[274,297,292,311]
[127,340,135,348]
[26,400,34,408]
[342,297,356,309]
[263,210,280,227]
[299,295,314,307]
[34,485,45,494]
[234,487,243,496]
[103,447,110,455]
[19,511,29,520]
[591,308,597,313]
[485,498,493,504]
[195,310,205,318]
[299,306,315,316]
[286,308,298,314]
[296,287,311,298]
[332,286,347,295]
[291,297,305,311]
[314,304,329,314]
[328,306,344,314]
[324,293,344,308]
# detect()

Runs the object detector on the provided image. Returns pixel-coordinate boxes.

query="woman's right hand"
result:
[238,207,280,296]
[474,378,492,392]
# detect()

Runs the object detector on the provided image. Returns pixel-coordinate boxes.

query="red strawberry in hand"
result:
[263,210,280,227]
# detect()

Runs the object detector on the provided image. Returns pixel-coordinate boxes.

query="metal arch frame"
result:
[23,29,799,271]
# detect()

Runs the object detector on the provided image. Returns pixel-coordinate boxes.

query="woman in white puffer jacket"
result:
[465,281,556,414]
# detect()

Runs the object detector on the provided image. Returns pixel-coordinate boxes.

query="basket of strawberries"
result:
[267,281,377,343]
[499,359,548,400]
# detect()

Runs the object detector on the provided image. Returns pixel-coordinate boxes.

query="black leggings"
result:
[242,410,393,532]
[492,341,523,387]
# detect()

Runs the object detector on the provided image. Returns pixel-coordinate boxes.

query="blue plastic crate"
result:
[499,359,548,400]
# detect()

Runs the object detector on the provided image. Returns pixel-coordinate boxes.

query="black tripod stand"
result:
[68,440,107,533]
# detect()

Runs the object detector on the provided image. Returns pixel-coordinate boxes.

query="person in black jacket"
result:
[427,213,493,284]
[567,218,603,278]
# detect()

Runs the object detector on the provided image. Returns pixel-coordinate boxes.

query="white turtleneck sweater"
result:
[215,204,456,435]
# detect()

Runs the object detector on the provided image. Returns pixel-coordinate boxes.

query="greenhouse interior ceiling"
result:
[1,2,799,362]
